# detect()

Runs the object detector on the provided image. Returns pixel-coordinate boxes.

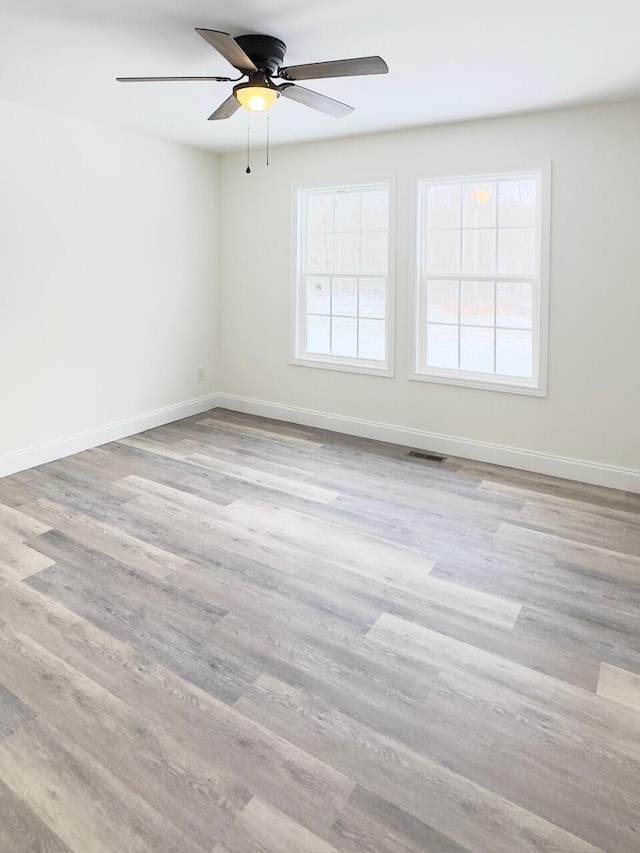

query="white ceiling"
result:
[1,0,639,153]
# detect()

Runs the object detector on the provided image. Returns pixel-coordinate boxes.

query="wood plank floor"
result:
[1,409,640,852]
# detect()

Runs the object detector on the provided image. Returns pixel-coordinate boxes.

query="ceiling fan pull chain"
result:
[246,118,251,174]
[266,115,270,167]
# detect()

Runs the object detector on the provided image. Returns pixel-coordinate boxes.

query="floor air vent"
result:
[407,450,447,463]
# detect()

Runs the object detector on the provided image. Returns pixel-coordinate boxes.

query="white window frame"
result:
[411,165,551,396]
[291,182,394,377]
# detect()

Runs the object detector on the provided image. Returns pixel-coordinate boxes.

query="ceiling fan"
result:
[117,29,388,120]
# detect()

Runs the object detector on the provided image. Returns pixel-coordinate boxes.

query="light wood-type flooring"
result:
[1,409,640,852]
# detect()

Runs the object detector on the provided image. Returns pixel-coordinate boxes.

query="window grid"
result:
[424,278,535,373]
[424,225,536,230]
[295,183,391,372]
[303,274,386,360]
[415,170,545,391]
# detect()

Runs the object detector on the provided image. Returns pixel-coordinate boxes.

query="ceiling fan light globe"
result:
[235,86,278,112]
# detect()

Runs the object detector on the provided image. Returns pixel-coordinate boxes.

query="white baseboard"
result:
[0,393,221,479]
[217,393,640,494]
[4,390,638,495]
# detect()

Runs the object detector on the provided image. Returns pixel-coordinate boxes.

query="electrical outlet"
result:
[197,367,205,382]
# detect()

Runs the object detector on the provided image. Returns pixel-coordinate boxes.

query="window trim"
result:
[291,181,395,378]
[410,164,551,396]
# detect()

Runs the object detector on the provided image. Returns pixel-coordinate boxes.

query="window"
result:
[293,183,392,375]
[413,168,549,394]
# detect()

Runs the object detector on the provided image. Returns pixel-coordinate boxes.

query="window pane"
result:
[307,193,334,233]
[359,278,385,318]
[306,316,330,354]
[417,173,542,387]
[496,282,533,329]
[362,189,388,231]
[307,233,334,272]
[332,277,357,316]
[460,327,494,373]
[359,319,385,360]
[426,184,461,229]
[496,329,533,377]
[462,229,496,274]
[299,184,389,368]
[331,317,358,357]
[427,324,458,369]
[335,233,361,273]
[426,230,460,274]
[463,183,497,228]
[335,191,361,232]
[499,180,536,227]
[306,277,330,314]
[426,280,458,323]
[498,227,535,274]
[461,281,495,326]
[362,232,388,274]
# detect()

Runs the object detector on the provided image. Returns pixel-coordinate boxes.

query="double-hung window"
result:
[293,183,392,375]
[413,168,549,394]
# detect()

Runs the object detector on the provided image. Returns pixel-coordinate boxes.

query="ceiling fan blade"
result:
[208,94,241,121]
[279,84,353,118]
[195,28,257,73]
[116,76,232,83]
[279,55,388,81]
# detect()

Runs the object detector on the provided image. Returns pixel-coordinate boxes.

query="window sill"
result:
[291,354,393,378]
[409,368,546,397]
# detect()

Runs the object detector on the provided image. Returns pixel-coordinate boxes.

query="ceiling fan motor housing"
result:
[235,34,287,76]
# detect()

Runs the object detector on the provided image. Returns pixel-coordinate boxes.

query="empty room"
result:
[1,1,640,851]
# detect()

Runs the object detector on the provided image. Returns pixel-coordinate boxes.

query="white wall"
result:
[218,100,640,479]
[0,98,219,463]
[2,96,638,488]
